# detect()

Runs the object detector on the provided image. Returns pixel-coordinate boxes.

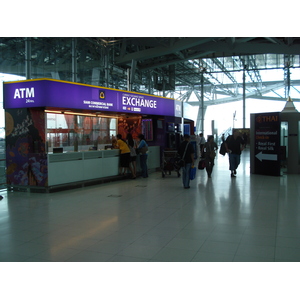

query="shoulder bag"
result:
[179,142,189,167]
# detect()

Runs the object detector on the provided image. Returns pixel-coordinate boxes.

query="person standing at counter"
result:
[137,134,148,178]
[116,134,131,176]
[126,133,137,179]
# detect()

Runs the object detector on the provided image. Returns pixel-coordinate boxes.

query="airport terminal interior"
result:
[1,148,300,262]
[1,38,300,267]
[1,15,300,297]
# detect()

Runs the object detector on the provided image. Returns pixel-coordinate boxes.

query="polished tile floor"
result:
[1,148,300,262]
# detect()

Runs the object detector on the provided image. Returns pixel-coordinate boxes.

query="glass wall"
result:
[46,112,117,152]
[0,38,25,77]
[31,38,73,81]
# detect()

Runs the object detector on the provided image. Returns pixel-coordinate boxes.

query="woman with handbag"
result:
[203,135,218,178]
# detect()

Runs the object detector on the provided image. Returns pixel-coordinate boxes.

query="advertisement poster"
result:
[5,108,48,186]
[254,112,280,176]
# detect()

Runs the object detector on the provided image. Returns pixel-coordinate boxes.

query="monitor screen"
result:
[53,147,63,153]
[142,119,153,141]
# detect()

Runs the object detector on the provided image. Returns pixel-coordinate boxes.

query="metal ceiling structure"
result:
[1,37,300,132]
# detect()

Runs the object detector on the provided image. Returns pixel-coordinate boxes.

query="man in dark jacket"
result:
[225,130,245,177]
[178,134,195,189]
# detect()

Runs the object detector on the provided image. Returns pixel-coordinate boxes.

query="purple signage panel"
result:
[3,79,48,108]
[4,79,181,117]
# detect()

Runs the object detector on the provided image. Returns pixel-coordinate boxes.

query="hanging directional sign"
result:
[254,112,281,176]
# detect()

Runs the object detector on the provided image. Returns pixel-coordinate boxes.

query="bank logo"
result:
[99,91,105,99]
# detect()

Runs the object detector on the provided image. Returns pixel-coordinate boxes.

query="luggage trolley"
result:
[161,149,181,178]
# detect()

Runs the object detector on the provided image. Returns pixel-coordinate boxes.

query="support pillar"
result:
[201,73,204,134]
[104,48,110,87]
[284,55,291,98]
[243,68,246,128]
[91,68,100,86]
[72,38,77,83]
[25,37,31,79]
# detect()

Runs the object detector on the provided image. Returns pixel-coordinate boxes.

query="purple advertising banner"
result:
[3,79,181,117]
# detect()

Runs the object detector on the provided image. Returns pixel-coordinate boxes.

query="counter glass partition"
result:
[46,112,117,152]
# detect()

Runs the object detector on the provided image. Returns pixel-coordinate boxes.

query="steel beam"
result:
[115,37,217,65]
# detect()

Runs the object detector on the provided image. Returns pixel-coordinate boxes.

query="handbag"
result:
[137,140,148,155]
[198,159,206,170]
[179,142,189,167]
[190,166,196,180]
[129,145,136,157]
[219,142,226,156]
[140,146,148,155]
[179,159,185,168]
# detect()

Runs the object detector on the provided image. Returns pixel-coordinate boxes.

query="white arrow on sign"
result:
[255,151,278,162]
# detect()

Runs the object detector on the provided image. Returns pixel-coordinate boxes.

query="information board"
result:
[254,112,281,176]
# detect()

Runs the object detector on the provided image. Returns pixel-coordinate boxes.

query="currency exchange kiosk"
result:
[3,78,182,191]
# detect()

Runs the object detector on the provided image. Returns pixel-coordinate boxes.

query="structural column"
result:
[243,68,246,128]
[201,73,204,133]
[72,38,77,83]
[25,37,32,79]
[284,56,291,98]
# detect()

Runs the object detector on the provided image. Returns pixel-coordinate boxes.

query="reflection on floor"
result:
[1,148,300,262]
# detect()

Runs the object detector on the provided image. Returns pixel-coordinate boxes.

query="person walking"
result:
[203,135,218,178]
[221,134,225,143]
[225,130,245,177]
[137,134,149,178]
[178,134,195,189]
[199,133,206,158]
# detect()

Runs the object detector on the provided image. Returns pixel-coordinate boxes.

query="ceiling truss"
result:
[1,37,300,110]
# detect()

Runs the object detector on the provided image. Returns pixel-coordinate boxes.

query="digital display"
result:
[142,119,153,141]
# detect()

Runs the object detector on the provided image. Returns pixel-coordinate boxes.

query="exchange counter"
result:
[47,146,160,187]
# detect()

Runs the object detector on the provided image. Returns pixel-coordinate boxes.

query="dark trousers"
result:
[140,154,148,177]
[228,153,240,171]
[182,163,191,188]
[205,157,214,176]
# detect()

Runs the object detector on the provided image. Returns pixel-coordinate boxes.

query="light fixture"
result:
[45,110,62,114]
[64,112,96,117]
[97,114,118,118]
[45,109,118,118]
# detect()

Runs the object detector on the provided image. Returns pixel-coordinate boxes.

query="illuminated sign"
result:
[14,87,35,99]
[253,112,280,176]
[4,79,179,117]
